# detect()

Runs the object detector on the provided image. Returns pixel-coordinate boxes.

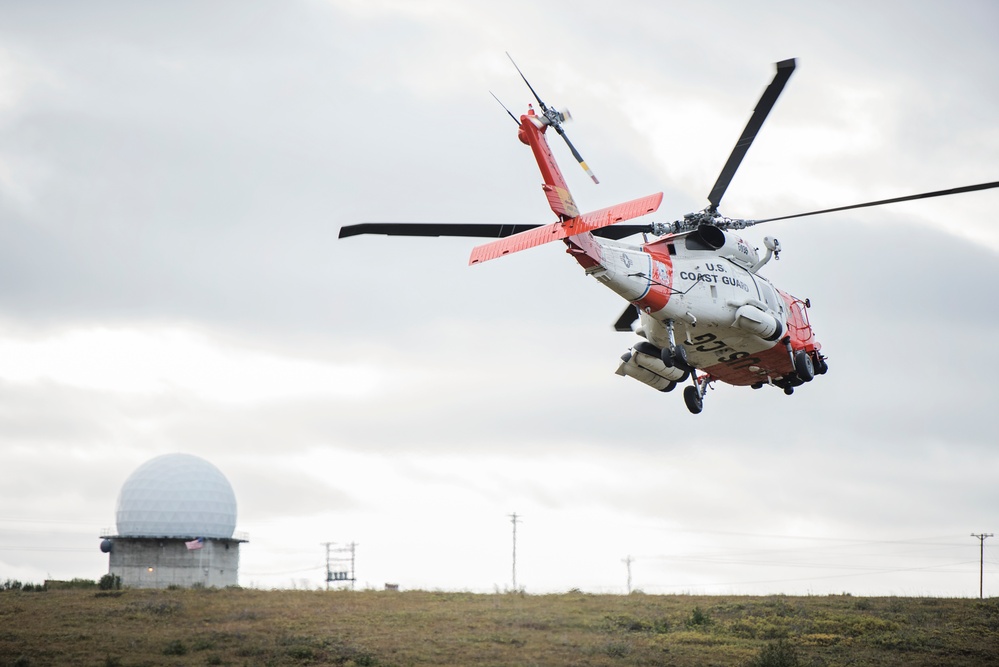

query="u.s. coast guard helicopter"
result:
[339,56,999,414]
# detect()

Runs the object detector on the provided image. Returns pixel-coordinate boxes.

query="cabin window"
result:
[684,235,713,251]
[758,279,781,313]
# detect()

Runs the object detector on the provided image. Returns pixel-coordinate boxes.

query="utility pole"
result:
[971,533,993,599]
[346,541,358,591]
[509,512,521,591]
[622,555,634,594]
[322,541,358,590]
[321,542,335,591]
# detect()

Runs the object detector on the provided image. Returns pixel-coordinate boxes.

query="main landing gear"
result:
[775,348,829,396]
[683,373,711,415]
[660,319,692,372]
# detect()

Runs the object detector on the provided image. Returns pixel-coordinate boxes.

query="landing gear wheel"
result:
[794,350,814,383]
[784,387,794,396]
[683,386,703,414]
[661,381,677,393]
[662,345,691,371]
[814,357,829,375]
[634,341,660,358]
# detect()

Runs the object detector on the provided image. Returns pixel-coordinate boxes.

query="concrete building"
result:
[100,453,247,588]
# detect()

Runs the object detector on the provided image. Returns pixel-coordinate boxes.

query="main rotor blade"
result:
[339,222,652,240]
[339,223,542,239]
[751,180,999,224]
[595,224,653,239]
[555,126,600,184]
[507,52,548,112]
[707,58,796,211]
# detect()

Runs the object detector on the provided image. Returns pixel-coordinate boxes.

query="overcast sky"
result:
[2,0,998,596]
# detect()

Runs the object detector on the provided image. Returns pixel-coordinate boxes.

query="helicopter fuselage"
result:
[563,225,820,392]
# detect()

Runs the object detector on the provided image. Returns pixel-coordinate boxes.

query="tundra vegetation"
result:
[1,584,997,666]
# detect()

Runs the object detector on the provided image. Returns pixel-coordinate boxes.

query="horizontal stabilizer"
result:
[469,192,663,265]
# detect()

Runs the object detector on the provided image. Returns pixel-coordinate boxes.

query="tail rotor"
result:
[506,53,599,184]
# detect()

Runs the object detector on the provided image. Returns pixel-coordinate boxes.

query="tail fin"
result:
[518,107,581,219]
[469,192,662,265]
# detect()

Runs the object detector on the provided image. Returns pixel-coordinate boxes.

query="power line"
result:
[241,564,323,577]
[0,546,95,552]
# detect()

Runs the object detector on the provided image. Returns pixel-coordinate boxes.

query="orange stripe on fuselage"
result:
[633,246,673,313]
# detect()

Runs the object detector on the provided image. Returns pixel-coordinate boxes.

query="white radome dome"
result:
[116,453,237,538]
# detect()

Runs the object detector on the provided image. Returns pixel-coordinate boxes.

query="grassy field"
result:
[1,587,998,666]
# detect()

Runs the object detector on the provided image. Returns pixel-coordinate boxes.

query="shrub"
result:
[98,574,121,591]
[686,606,712,628]
[163,639,187,656]
[745,639,800,667]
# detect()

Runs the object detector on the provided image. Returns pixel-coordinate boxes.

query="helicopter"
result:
[339,56,999,414]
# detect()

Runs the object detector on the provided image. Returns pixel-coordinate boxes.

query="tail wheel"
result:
[683,386,703,414]
[794,350,814,383]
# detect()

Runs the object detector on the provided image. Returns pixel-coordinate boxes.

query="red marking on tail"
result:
[518,109,579,220]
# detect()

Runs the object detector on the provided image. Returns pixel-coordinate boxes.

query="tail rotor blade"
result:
[505,54,599,183]
[507,52,548,112]
[556,127,599,184]
[707,58,796,211]
[490,91,521,126]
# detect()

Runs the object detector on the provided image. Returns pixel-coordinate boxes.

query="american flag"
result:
[185,538,204,550]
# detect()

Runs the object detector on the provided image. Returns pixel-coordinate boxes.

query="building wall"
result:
[107,538,241,588]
